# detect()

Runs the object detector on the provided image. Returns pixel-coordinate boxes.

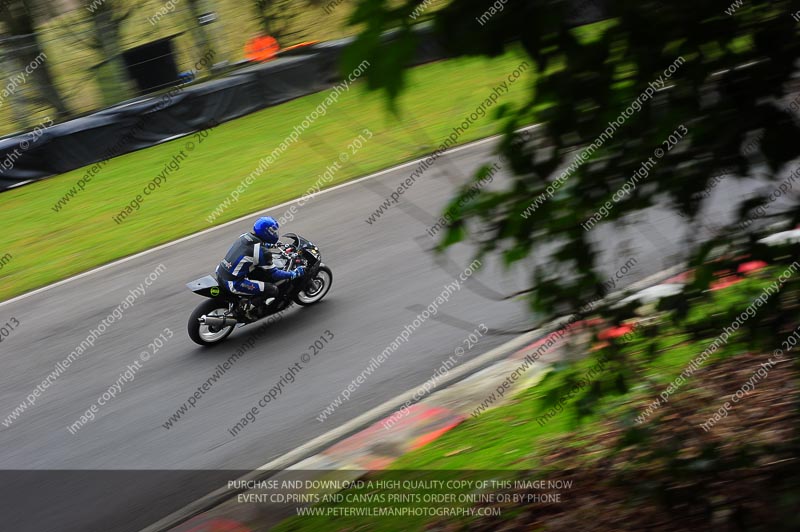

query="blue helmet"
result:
[253,216,280,244]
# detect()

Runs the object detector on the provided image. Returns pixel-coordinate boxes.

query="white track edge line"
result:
[139,328,542,532]
[0,126,539,309]
[141,261,686,532]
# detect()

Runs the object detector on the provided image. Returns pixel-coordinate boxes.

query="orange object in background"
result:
[280,41,319,53]
[244,36,319,62]
[245,35,280,62]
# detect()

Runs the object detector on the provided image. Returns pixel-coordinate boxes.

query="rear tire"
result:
[293,265,332,306]
[188,299,236,346]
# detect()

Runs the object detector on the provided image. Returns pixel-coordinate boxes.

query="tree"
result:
[250,0,310,45]
[184,0,215,61]
[0,0,69,119]
[341,3,800,525]
[343,0,800,316]
[86,1,135,106]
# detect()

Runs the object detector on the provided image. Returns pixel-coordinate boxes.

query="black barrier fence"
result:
[0,27,447,192]
[0,0,612,193]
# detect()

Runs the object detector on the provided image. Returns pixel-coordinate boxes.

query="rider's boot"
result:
[243,297,262,320]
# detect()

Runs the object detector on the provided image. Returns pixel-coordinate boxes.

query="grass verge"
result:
[0,49,531,302]
[273,268,800,531]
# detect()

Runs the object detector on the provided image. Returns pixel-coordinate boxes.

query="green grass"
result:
[272,271,785,532]
[2,0,362,133]
[0,50,532,302]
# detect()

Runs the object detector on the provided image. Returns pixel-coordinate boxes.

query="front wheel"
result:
[293,265,332,306]
[188,299,236,346]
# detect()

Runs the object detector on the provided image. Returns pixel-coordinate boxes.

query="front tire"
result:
[293,265,332,306]
[188,299,236,346]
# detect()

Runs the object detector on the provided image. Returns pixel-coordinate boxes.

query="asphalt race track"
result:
[0,136,768,531]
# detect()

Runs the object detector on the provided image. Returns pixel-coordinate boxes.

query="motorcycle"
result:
[186,233,332,345]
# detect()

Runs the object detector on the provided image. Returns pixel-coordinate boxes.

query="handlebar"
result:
[271,243,307,272]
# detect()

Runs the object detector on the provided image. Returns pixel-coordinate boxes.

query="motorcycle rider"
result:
[215,216,304,318]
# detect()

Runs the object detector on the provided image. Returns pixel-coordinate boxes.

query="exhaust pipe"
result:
[199,315,238,328]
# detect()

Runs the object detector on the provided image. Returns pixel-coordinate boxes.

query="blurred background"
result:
[2,1,800,531]
[0,0,364,135]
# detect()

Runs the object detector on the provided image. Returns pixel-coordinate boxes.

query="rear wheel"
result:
[293,265,332,306]
[188,299,236,346]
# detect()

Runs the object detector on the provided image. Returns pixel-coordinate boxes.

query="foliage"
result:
[84,0,136,105]
[250,0,312,44]
[342,4,800,525]
[344,0,800,316]
[0,51,528,301]
[273,272,800,531]
[0,0,69,117]
[0,1,358,134]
